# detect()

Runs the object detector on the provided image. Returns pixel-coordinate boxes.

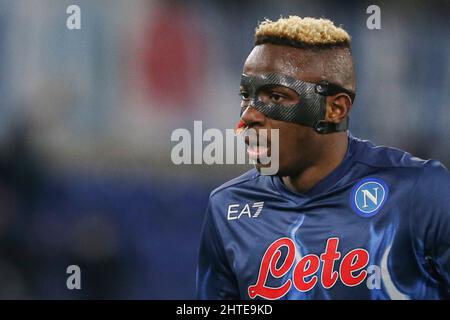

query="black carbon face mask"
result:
[239,73,355,134]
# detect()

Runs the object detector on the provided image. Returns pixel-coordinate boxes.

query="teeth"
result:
[247,146,269,159]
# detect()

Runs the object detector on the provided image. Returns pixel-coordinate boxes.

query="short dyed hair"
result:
[255,16,351,50]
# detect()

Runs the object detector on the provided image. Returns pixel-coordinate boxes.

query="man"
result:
[196,16,450,299]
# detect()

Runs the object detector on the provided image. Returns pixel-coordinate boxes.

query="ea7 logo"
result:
[227,202,264,220]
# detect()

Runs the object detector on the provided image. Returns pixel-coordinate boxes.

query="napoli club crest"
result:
[350,178,389,217]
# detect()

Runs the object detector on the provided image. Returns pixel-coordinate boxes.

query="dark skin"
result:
[240,43,354,193]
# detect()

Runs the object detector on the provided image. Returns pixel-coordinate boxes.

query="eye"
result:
[270,93,285,103]
[239,91,250,101]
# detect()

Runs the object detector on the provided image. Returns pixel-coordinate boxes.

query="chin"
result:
[253,162,285,176]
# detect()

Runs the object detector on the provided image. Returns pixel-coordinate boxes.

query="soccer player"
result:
[196,16,450,299]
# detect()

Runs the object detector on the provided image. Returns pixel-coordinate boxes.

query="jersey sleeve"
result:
[411,161,450,294]
[196,198,240,299]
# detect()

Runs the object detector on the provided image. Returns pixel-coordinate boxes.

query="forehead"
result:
[243,44,326,83]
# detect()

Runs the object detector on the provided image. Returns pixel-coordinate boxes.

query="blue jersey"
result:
[196,134,450,300]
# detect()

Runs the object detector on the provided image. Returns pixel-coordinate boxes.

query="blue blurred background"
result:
[0,0,448,299]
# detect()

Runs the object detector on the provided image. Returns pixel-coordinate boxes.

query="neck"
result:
[282,132,349,194]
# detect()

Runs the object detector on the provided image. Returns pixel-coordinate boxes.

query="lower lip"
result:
[247,146,269,159]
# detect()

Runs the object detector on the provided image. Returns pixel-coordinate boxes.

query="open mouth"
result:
[235,120,272,161]
[246,145,269,160]
[245,135,271,161]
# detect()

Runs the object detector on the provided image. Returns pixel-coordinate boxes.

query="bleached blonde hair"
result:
[255,16,351,48]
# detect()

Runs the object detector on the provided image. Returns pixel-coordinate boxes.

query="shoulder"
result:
[411,160,450,196]
[350,135,444,172]
[408,159,450,249]
[209,168,261,200]
[351,135,427,168]
[350,135,450,199]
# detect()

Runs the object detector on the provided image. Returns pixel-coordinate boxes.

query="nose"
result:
[240,104,266,127]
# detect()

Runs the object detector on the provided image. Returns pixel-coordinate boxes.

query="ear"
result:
[325,94,352,123]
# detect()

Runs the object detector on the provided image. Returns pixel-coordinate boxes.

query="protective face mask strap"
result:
[240,73,352,134]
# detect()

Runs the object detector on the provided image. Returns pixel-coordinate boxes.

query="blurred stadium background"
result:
[0,0,448,298]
